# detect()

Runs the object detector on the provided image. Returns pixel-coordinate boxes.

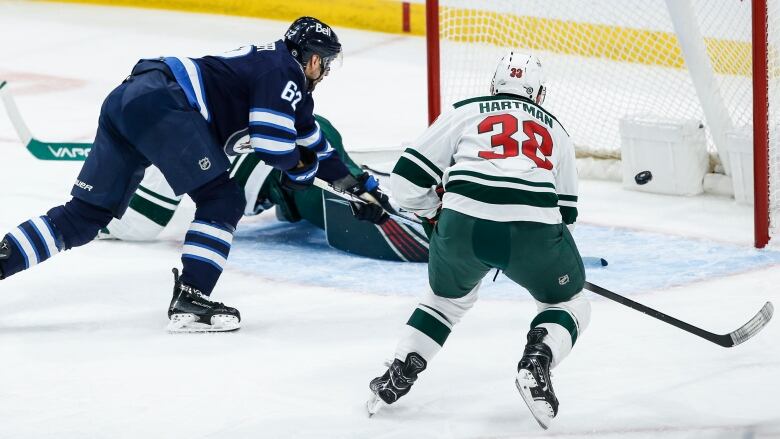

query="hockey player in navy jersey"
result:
[98,114,429,263]
[0,17,378,332]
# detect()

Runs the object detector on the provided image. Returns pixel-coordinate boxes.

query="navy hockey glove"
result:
[281,146,319,191]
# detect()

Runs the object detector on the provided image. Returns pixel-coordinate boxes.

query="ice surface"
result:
[0,2,779,438]
[232,218,780,299]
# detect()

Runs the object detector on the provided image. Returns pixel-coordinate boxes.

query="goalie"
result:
[99,114,429,263]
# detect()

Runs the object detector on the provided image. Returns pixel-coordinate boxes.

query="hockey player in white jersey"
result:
[367,52,591,429]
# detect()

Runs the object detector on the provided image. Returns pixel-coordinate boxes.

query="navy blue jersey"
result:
[160,40,347,180]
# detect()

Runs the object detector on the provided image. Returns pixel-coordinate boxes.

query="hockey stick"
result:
[582,257,608,268]
[361,164,392,177]
[0,80,91,161]
[315,177,612,267]
[584,281,774,347]
[312,177,424,229]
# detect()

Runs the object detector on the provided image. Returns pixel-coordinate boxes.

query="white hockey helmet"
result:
[490,51,546,105]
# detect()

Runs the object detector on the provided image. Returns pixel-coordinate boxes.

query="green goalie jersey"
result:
[391,94,578,225]
[228,115,362,225]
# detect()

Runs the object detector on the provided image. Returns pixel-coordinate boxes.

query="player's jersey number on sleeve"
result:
[477,114,554,170]
[281,81,303,110]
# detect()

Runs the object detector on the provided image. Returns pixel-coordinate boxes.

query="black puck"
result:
[634,170,652,185]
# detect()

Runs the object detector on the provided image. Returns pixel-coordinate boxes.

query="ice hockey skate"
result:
[167,268,241,333]
[367,352,426,416]
[515,327,558,429]
[0,238,9,279]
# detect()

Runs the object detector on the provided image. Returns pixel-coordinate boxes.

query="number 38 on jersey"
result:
[477,113,554,170]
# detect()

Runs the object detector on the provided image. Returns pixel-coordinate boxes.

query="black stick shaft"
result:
[584,281,726,346]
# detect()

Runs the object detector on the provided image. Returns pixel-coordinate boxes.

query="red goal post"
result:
[426,0,776,248]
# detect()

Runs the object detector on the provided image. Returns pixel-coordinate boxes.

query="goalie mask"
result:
[490,51,546,105]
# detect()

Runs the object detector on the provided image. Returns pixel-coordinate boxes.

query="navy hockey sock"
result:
[0,216,63,279]
[180,220,234,295]
[179,173,243,295]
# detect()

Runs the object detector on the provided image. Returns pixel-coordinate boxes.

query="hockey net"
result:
[428,0,779,247]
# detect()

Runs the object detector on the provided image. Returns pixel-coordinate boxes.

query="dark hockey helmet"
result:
[284,16,342,72]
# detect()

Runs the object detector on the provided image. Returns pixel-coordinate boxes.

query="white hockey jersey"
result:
[391,94,577,224]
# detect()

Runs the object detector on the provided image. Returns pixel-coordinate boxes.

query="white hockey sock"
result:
[395,284,480,362]
[531,292,591,368]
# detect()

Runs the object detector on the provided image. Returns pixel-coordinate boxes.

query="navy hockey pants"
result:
[72,61,230,217]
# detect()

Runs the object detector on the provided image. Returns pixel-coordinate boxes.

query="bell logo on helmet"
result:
[315,23,332,36]
[284,16,342,64]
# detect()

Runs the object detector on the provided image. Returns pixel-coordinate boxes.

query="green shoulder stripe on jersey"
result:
[531,309,579,345]
[558,194,578,202]
[137,185,180,206]
[560,206,578,225]
[407,308,451,346]
[128,195,176,227]
[453,94,514,109]
[393,156,438,188]
[447,180,558,208]
[232,154,263,189]
[453,94,567,134]
[448,170,556,189]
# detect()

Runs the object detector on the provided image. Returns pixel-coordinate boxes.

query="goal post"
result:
[753,0,771,248]
[425,0,776,248]
[426,0,441,125]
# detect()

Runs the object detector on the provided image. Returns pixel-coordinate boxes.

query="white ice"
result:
[0,2,779,438]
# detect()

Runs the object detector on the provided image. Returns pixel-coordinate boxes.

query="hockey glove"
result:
[334,172,394,213]
[281,145,319,191]
[349,201,389,225]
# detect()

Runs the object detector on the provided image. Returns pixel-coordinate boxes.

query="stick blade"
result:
[727,302,774,347]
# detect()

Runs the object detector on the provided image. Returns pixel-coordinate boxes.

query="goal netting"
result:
[430,0,779,246]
